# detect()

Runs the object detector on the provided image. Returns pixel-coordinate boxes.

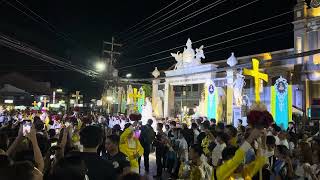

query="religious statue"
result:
[127,85,133,105]
[195,45,205,65]
[137,87,145,113]
[233,70,246,107]
[171,51,183,70]
[154,90,164,118]
[127,85,134,114]
[170,38,205,70]
[183,38,195,63]
[141,97,154,125]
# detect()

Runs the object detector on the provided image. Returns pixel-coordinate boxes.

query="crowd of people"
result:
[0,106,319,180]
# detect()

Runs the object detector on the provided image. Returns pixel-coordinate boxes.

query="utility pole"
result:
[101,37,122,114]
[102,37,122,66]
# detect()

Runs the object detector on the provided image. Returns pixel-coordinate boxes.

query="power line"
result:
[125,0,227,48]
[118,22,291,69]
[0,33,98,77]
[115,0,179,38]
[3,0,96,55]
[120,0,194,42]
[122,0,201,44]
[132,0,261,50]
[125,10,293,62]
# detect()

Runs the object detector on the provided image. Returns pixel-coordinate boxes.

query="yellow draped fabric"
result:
[119,127,144,171]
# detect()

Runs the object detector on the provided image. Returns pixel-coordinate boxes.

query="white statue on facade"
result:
[141,97,154,125]
[195,45,205,65]
[233,70,246,107]
[171,51,183,70]
[170,38,205,70]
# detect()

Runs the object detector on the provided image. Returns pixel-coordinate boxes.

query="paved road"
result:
[140,152,170,179]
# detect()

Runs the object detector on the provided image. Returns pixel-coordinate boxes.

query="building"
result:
[0,72,51,107]
[152,1,320,127]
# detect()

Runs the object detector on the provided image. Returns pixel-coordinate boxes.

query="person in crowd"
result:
[212,128,264,180]
[139,119,155,173]
[171,128,188,178]
[191,122,200,144]
[216,122,225,133]
[272,145,294,180]
[211,132,228,167]
[198,120,210,145]
[78,125,117,180]
[153,122,167,179]
[225,125,238,147]
[181,123,194,147]
[49,155,87,180]
[119,123,144,173]
[104,134,131,177]
[164,124,170,136]
[265,135,276,169]
[278,131,289,149]
[179,144,212,180]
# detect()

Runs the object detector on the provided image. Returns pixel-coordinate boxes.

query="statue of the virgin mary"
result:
[141,97,154,125]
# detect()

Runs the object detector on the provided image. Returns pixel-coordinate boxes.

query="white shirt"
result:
[193,129,200,144]
[279,139,289,149]
[212,143,226,166]
[177,138,188,162]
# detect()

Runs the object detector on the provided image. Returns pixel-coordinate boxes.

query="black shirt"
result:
[104,152,130,176]
[74,152,117,180]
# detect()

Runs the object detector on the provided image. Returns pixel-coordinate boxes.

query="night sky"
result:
[0,0,297,99]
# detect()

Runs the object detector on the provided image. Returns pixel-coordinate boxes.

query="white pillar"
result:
[152,79,161,117]
[226,69,234,125]
[164,82,170,118]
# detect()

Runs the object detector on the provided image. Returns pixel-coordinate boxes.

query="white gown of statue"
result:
[141,98,154,125]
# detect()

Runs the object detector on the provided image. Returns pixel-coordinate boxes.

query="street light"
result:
[95,62,106,72]
[126,73,132,78]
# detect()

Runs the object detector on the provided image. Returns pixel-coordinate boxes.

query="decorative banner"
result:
[243,58,268,103]
[206,83,217,120]
[271,77,292,130]
[137,87,145,113]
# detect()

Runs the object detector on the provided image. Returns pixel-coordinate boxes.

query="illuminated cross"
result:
[128,88,142,112]
[42,97,48,108]
[72,91,83,105]
[32,101,38,107]
[243,58,268,102]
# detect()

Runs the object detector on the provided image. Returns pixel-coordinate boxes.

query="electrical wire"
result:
[132,0,261,50]
[124,10,293,62]
[116,0,179,38]
[3,0,96,55]
[120,0,194,42]
[122,0,201,44]
[118,22,291,69]
[0,33,98,77]
[125,0,227,47]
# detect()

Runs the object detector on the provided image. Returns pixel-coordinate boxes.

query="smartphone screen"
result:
[23,121,31,136]
[51,142,57,147]
[50,154,55,160]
